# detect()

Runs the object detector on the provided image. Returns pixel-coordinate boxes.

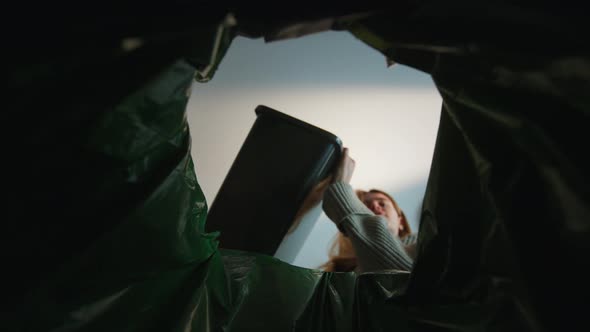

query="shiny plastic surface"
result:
[6,5,589,332]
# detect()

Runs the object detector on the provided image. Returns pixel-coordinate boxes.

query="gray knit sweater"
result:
[322,182,417,273]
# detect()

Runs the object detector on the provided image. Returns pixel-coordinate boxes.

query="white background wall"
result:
[186,31,442,269]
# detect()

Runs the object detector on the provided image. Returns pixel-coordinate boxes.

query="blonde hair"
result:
[321,189,412,272]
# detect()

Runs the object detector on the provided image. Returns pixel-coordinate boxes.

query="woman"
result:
[321,147,418,273]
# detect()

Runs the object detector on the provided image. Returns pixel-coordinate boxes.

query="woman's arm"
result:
[322,147,414,272]
[323,181,414,272]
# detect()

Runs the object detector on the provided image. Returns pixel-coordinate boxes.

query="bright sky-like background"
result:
[187,30,442,269]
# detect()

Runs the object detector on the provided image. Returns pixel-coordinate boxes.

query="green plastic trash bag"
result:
[6,5,590,332]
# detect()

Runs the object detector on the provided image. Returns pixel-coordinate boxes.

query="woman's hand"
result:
[333,147,355,184]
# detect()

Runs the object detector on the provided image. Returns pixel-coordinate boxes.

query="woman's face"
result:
[362,192,402,236]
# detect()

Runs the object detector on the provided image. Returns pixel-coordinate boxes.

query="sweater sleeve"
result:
[322,182,414,272]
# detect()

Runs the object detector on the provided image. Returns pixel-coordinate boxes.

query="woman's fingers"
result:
[334,147,355,183]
